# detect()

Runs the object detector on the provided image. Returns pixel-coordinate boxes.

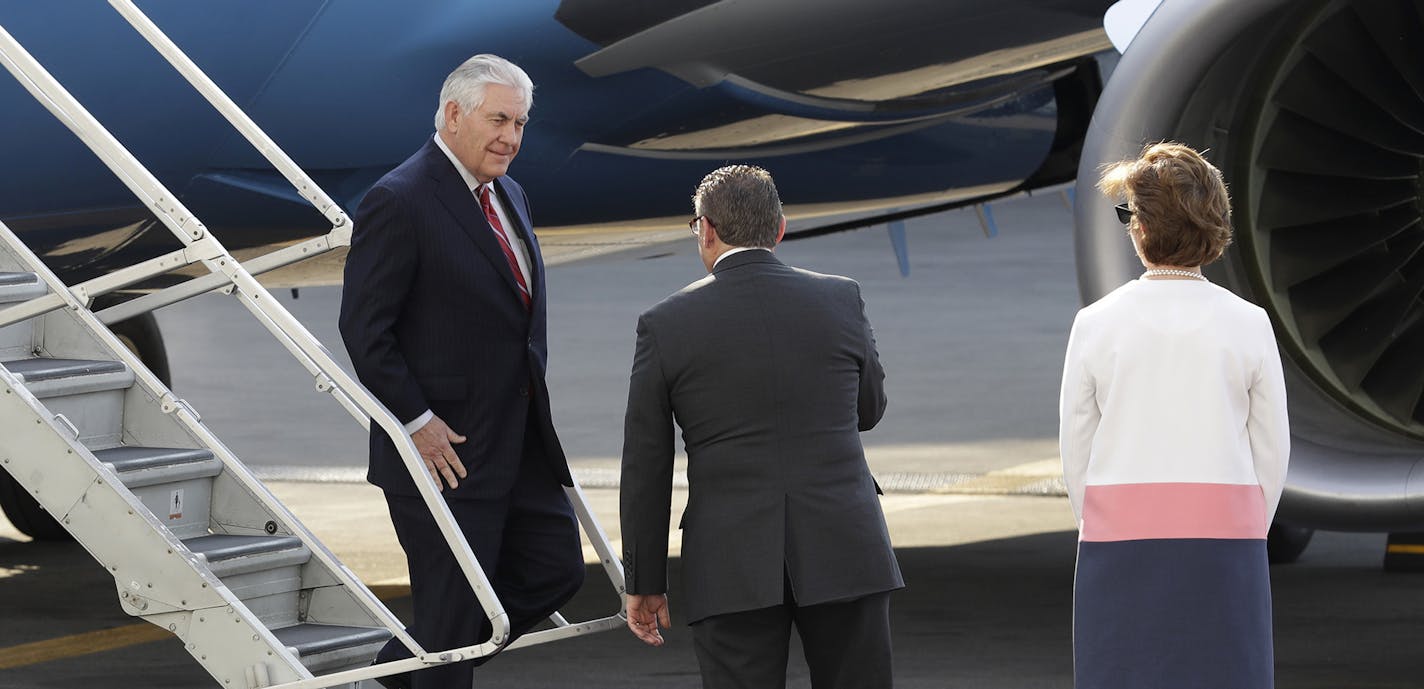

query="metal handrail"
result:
[0,5,626,686]
[95,231,349,324]
[0,16,477,673]
[112,1,627,649]
[109,1,348,229]
[0,217,404,686]
[98,0,509,662]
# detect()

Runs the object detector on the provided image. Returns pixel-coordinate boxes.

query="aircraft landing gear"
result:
[1266,522,1314,564]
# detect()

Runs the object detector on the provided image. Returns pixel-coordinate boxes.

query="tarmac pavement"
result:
[1,485,1420,688]
[1,195,1421,687]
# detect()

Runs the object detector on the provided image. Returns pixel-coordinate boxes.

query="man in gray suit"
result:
[620,165,903,688]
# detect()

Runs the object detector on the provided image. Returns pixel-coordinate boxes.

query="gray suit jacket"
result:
[620,249,903,624]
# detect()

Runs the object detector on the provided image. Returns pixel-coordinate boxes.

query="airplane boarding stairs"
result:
[0,226,625,688]
[0,2,627,687]
[0,219,627,689]
[0,245,403,686]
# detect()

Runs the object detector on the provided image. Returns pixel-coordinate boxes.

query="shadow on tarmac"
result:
[1,527,1420,689]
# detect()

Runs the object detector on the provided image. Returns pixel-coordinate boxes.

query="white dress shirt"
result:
[713,246,768,268]
[432,133,532,285]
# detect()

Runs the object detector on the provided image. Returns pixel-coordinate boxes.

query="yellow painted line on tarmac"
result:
[1386,544,1424,554]
[0,585,413,670]
[0,624,170,670]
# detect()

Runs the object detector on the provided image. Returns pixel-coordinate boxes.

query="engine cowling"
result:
[1075,0,1424,531]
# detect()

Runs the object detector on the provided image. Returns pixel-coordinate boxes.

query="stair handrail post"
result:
[107,0,350,233]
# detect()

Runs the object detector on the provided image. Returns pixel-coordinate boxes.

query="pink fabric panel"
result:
[1081,482,1267,542]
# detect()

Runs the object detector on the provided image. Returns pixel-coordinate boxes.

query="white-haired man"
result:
[340,54,583,689]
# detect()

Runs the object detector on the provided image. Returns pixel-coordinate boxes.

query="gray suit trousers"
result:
[690,576,893,689]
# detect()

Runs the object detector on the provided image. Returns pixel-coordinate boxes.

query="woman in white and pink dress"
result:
[1059,142,1291,689]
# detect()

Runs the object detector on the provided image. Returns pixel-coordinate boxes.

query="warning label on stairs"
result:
[169,489,183,520]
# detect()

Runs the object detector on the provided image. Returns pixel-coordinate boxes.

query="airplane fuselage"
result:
[0,0,1113,283]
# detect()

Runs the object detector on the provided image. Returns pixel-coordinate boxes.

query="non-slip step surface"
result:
[96,446,216,473]
[2,358,126,382]
[0,272,39,287]
[0,272,47,306]
[271,624,393,658]
[183,534,304,563]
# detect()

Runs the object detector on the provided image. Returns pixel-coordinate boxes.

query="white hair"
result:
[433,54,534,130]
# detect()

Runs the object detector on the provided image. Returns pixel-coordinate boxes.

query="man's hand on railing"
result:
[411,415,468,491]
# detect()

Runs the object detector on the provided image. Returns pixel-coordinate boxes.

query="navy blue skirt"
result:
[1074,538,1274,689]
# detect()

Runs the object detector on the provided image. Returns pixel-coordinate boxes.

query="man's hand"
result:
[410,414,467,491]
[626,593,670,647]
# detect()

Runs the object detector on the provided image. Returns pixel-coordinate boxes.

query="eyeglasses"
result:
[1115,203,1133,225]
[688,215,706,236]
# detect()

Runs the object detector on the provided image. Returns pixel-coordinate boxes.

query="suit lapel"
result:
[426,147,528,306]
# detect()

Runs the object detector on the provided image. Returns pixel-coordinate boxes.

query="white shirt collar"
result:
[713,246,770,269]
[431,132,532,283]
[432,132,488,193]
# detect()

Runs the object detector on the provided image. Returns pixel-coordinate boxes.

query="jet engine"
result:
[1075,0,1424,543]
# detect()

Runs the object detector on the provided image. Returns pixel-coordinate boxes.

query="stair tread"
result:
[95,446,215,473]
[0,272,39,287]
[0,272,46,306]
[183,534,305,562]
[2,357,127,382]
[271,624,392,657]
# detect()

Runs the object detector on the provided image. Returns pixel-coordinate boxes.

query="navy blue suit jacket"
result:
[339,137,570,499]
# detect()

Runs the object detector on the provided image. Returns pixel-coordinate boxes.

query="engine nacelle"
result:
[1075,0,1424,530]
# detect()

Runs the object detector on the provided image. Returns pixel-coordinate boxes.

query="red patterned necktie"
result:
[478,185,531,309]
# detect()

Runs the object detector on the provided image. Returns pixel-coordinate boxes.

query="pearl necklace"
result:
[1141,269,1208,282]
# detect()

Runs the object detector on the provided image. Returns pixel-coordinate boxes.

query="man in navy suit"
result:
[339,54,584,689]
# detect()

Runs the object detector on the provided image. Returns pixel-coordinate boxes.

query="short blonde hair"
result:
[1098,142,1233,267]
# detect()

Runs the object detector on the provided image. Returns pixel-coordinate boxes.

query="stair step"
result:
[184,534,310,578]
[3,357,131,446]
[97,446,221,488]
[272,624,392,675]
[2,357,133,397]
[273,624,393,658]
[99,446,221,538]
[0,237,411,685]
[98,446,215,472]
[0,271,45,304]
[184,535,313,627]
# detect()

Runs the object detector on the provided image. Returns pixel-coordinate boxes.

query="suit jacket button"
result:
[519,386,529,398]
